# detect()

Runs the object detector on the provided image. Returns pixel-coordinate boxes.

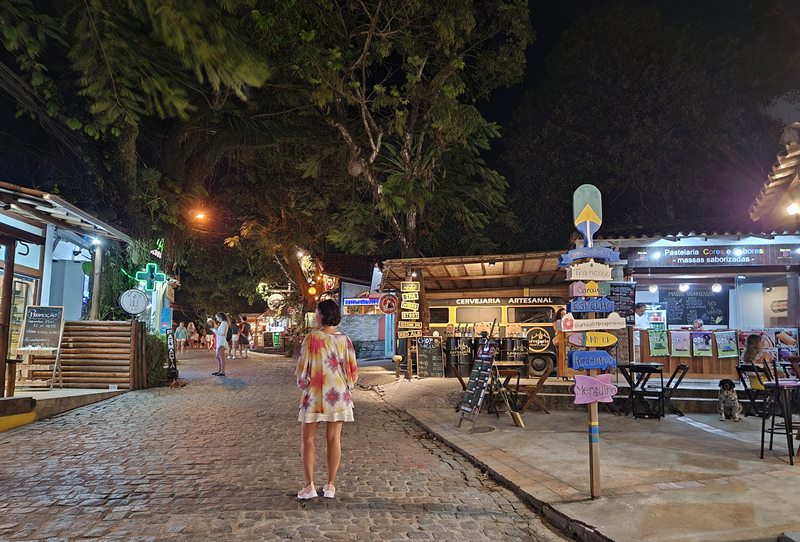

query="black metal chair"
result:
[737,363,772,417]
[631,365,664,419]
[761,360,800,465]
[660,364,689,416]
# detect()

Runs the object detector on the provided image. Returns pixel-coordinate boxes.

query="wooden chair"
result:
[517,359,553,414]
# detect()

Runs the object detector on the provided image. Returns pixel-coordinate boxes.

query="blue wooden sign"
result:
[573,184,603,245]
[567,297,615,314]
[559,246,620,267]
[569,350,617,371]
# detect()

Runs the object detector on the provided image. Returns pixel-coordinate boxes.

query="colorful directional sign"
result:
[569,350,617,371]
[573,184,603,242]
[568,332,619,348]
[569,281,611,298]
[560,312,626,331]
[573,374,618,404]
[565,260,613,281]
[568,297,615,314]
[559,246,620,267]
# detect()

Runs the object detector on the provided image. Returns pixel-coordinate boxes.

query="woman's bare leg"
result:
[302,422,319,487]
[326,421,343,486]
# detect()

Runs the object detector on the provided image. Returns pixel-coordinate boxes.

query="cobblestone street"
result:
[0,351,566,541]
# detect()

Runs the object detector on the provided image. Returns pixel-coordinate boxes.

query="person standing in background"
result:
[206,318,216,351]
[212,312,230,376]
[187,321,199,348]
[633,303,649,362]
[229,318,240,359]
[174,322,189,357]
[238,315,251,358]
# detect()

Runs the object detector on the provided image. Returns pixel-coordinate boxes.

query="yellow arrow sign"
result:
[574,204,602,227]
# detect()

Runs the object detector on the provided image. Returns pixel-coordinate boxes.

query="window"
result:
[455,307,502,324]
[430,307,449,324]
[509,307,554,324]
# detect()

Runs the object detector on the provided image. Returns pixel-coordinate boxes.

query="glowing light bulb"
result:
[679,283,690,292]
[648,284,658,293]
[711,283,722,293]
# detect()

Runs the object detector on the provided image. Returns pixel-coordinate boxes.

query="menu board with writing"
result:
[609,282,636,323]
[659,287,729,326]
[18,306,64,350]
[459,342,496,414]
[416,336,444,378]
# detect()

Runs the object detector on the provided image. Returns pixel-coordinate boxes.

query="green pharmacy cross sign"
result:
[135,263,167,292]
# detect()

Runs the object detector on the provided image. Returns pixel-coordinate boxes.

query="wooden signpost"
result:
[399,281,422,378]
[562,184,620,499]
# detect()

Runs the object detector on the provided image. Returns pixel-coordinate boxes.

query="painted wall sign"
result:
[450,297,565,306]
[401,311,420,320]
[565,260,613,281]
[343,298,380,306]
[629,244,800,268]
[398,321,423,329]
[402,292,419,301]
[560,312,626,331]
[379,294,398,314]
[559,246,620,267]
[573,374,618,404]
[527,328,552,352]
[398,330,422,339]
[567,297,615,314]
[573,184,603,241]
[569,281,611,298]
[569,350,617,371]
[400,301,419,311]
[568,332,619,348]
[400,281,420,292]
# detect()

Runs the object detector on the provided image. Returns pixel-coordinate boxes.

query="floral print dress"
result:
[296,330,358,423]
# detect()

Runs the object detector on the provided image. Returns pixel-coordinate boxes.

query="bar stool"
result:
[761,361,800,465]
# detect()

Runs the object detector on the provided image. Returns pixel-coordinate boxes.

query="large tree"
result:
[252,0,533,257]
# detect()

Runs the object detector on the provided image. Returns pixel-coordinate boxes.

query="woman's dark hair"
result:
[317,299,341,326]
[215,312,229,322]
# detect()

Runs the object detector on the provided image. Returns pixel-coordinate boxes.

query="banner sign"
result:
[569,350,617,371]
[559,246,620,267]
[561,312,626,331]
[629,244,800,268]
[573,374,618,404]
[566,261,613,281]
[567,297,615,314]
[569,281,611,298]
[343,298,379,306]
[568,332,618,348]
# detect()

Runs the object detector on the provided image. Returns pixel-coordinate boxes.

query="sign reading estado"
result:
[19,306,64,349]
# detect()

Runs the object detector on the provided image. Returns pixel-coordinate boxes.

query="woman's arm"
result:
[345,337,358,385]
[296,336,310,389]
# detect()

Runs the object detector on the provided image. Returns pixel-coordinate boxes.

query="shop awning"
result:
[749,140,800,224]
[381,251,566,293]
[0,180,133,244]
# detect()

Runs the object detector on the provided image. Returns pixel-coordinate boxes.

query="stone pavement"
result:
[0,350,566,541]
[408,403,800,542]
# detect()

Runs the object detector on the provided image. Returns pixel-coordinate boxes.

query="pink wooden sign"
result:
[573,374,618,404]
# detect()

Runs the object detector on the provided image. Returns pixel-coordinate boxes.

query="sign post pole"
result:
[564,183,619,500]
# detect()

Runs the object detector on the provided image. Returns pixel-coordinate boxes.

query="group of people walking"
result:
[173,315,252,374]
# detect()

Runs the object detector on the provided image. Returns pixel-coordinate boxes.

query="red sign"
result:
[379,294,398,314]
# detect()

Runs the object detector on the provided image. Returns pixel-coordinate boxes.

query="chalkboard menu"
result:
[659,287,729,326]
[416,336,444,378]
[609,282,636,322]
[18,306,64,349]
[459,341,497,414]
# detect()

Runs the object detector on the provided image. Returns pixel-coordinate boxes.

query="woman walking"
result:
[212,312,230,376]
[174,322,189,357]
[187,321,199,348]
[295,300,358,500]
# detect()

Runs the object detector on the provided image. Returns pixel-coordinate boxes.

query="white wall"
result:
[734,282,766,330]
[49,261,86,320]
